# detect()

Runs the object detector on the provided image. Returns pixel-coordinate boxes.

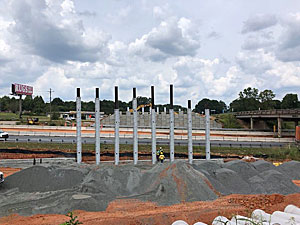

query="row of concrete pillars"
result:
[76,85,211,165]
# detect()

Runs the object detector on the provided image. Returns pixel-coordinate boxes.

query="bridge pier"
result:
[250,117,254,130]
[277,117,282,138]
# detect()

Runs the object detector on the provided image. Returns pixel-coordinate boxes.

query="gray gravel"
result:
[0,159,299,217]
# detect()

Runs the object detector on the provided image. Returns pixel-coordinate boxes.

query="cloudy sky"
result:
[0,0,300,107]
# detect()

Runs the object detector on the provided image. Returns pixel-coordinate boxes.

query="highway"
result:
[2,135,288,148]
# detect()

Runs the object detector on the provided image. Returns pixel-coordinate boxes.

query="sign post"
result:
[11,84,33,118]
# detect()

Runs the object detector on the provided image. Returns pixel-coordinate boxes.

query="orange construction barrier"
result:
[296,126,300,142]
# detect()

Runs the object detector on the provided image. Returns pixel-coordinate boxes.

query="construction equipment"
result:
[0,171,4,184]
[129,103,152,113]
[27,118,39,125]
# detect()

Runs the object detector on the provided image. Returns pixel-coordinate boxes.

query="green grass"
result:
[0,112,19,121]
[216,114,243,128]
[0,142,299,161]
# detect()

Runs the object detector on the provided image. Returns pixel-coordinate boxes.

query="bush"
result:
[60,212,82,225]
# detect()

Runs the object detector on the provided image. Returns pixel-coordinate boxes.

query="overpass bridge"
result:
[234,109,300,137]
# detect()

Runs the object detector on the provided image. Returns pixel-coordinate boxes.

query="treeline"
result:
[0,87,299,115]
[193,87,300,113]
[0,96,186,115]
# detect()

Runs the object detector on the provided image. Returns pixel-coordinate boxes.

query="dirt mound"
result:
[0,160,299,217]
[278,160,300,180]
[2,166,84,192]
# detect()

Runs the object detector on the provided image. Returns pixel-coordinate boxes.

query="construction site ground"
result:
[0,155,300,225]
[0,193,300,225]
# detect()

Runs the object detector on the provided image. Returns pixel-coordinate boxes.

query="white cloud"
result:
[242,14,278,34]
[7,0,110,63]
[172,56,239,103]
[129,17,200,61]
[1,0,300,106]
[276,13,300,62]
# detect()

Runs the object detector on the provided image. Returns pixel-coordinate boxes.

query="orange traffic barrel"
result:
[296,126,300,142]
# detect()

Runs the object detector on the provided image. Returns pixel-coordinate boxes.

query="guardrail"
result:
[3,130,295,143]
[234,109,300,116]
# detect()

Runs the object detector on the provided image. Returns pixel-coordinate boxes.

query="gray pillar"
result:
[133,88,138,165]
[278,117,282,138]
[142,107,144,115]
[151,86,156,164]
[95,88,100,165]
[115,86,120,165]
[157,107,159,114]
[188,100,193,164]
[170,84,175,162]
[126,107,130,116]
[19,95,22,119]
[76,88,82,164]
[250,117,253,130]
[205,109,211,160]
[164,107,167,113]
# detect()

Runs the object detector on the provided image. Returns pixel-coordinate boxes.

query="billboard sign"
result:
[12,83,33,95]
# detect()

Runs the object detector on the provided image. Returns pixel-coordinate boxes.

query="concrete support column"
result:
[76,88,82,164]
[187,100,193,164]
[278,117,282,138]
[250,117,254,130]
[126,107,130,116]
[151,86,156,164]
[95,88,100,165]
[133,88,138,165]
[170,84,175,162]
[164,107,167,113]
[18,95,22,119]
[142,107,144,115]
[205,109,211,160]
[157,107,159,114]
[115,86,120,165]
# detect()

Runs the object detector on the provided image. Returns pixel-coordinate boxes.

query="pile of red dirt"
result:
[1,193,300,225]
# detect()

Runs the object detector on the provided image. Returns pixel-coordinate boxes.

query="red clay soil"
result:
[1,193,300,225]
[0,167,21,177]
[2,127,288,138]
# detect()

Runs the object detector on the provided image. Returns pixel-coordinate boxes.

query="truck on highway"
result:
[0,129,8,140]
[0,171,4,184]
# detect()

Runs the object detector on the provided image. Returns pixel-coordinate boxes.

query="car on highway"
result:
[0,129,8,140]
[0,171,4,184]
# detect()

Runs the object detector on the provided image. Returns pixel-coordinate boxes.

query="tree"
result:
[23,95,34,111]
[32,96,46,114]
[52,97,64,106]
[194,98,227,114]
[230,87,260,112]
[239,87,259,99]
[259,89,276,110]
[0,96,11,111]
[281,94,299,109]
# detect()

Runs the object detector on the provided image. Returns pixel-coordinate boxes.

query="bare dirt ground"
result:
[0,167,21,177]
[1,151,299,225]
[0,193,300,225]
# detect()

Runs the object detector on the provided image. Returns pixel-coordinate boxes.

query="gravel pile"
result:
[0,160,299,217]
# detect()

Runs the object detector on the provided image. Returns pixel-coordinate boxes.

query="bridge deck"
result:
[235,109,300,119]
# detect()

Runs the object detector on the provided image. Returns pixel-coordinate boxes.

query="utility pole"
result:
[48,88,54,120]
